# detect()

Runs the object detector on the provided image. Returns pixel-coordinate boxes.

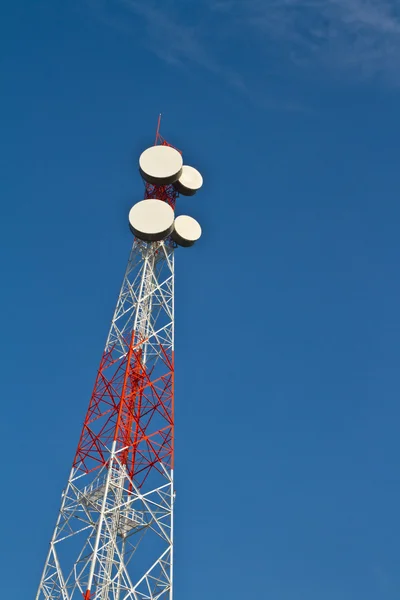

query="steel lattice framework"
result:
[36,135,179,600]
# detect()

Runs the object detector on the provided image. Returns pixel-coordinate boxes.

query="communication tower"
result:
[35,120,203,600]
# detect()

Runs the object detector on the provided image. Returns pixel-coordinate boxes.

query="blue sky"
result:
[2,0,400,598]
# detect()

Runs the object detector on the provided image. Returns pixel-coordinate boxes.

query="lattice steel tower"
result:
[35,121,203,600]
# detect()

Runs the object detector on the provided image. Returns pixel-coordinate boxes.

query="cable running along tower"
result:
[35,122,203,600]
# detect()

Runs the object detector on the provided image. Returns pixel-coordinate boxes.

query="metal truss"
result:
[36,237,175,600]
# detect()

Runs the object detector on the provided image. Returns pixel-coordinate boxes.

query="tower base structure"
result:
[36,239,175,600]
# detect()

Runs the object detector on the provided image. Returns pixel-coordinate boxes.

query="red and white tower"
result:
[35,122,203,600]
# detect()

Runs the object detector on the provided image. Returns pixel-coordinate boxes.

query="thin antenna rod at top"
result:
[155,113,162,145]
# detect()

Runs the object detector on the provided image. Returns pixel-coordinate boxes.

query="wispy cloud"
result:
[89,0,246,88]
[89,0,400,110]
[120,0,216,70]
[212,0,400,82]
[88,0,315,111]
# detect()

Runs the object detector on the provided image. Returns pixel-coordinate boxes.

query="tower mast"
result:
[35,127,203,600]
